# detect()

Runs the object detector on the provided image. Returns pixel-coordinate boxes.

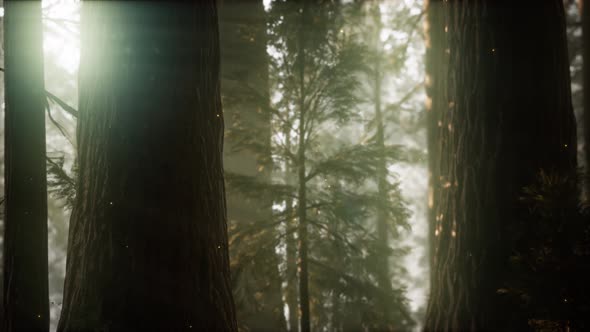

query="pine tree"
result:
[227,1,415,331]
[57,2,237,330]
[355,3,424,329]
[2,1,49,331]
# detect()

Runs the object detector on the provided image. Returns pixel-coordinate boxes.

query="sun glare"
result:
[42,0,80,74]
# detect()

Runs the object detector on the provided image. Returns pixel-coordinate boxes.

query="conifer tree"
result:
[355,3,424,329]
[219,0,286,330]
[226,1,415,330]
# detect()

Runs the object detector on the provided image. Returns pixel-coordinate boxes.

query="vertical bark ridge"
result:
[425,1,576,331]
[58,2,237,331]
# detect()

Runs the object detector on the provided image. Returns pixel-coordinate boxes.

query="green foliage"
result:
[46,155,76,209]
[42,1,424,329]
[226,1,420,330]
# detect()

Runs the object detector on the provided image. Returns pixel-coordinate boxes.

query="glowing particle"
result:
[425,96,433,109]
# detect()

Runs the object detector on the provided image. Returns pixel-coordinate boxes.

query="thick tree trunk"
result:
[425,1,576,331]
[219,1,286,331]
[57,1,237,331]
[584,0,590,196]
[2,1,49,331]
[424,0,446,297]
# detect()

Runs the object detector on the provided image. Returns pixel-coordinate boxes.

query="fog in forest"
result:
[0,1,589,332]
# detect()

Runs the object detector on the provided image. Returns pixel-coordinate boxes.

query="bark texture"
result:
[584,0,590,195]
[2,1,49,331]
[57,1,237,331]
[425,1,577,331]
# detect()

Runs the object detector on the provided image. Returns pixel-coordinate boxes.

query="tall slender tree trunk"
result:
[328,190,343,332]
[2,1,49,331]
[285,134,299,332]
[219,1,286,330]
[297,112,310,332]
[297,2,311,331]
[425,1,576,331]
[330,289,340,332]
[371,9,395,330]
[57,1,237,331]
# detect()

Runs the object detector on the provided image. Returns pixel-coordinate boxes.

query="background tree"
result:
[218,0,286,330]
[57,1,237,330]
[354,3,424,329]
[425,1,578,331]
[227,1,416,331]
[2,0,49,331]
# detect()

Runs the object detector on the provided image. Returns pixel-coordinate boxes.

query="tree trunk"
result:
[297,2,311,331]
[424,1,577,331]
[584,0,590,197]
[372,9,395,330]
[285,142,299,332]
[424,0,446,298]
[57,1,237,331]
[2,1,49,331]
[219,0,286,330]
